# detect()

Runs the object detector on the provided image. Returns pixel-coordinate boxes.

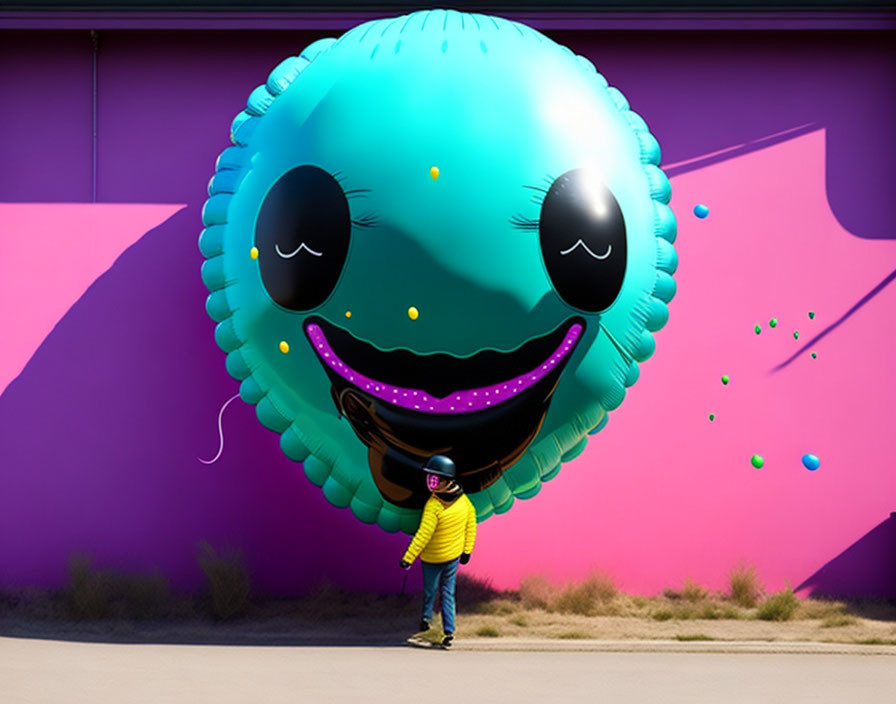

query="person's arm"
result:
[402,500,440,565]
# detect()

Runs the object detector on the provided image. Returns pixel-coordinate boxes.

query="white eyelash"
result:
[275,242,323,258]
[559,240,612,260]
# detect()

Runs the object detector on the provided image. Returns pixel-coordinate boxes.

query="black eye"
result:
[539,169,627,312]
[255,165,351,311]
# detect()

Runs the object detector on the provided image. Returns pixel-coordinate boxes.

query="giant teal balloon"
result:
[200,10,677,534]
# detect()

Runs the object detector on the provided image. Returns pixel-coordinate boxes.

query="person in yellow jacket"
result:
[400,455,477,648]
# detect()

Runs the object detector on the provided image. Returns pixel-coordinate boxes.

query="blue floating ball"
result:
[801,453,820,471]
[693,204,710,219]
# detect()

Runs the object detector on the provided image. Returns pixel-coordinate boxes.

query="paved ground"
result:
[2,637,895,704]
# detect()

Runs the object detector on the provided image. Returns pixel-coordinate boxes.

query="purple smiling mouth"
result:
[305,320,583,415]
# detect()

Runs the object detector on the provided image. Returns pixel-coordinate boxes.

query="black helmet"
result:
[423,455,456,479]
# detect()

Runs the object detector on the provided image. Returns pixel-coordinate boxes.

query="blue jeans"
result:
[421,558,459,634]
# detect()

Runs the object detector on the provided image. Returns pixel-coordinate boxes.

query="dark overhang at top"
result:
[1,1,894,8]
[2,1,894,31]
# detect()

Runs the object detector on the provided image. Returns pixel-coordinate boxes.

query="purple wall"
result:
[1,24,894,597]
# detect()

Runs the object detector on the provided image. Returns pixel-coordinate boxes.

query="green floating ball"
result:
[754,325,761,335]
[793,331,800,340]
[709,413,715,421]
[808,311,815,319]
[721,375,729,385]
[769,318,778,328]
[751,455,764,469]
[811,351,817,359]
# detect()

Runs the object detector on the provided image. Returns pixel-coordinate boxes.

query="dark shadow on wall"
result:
[663,122,821,177]
[550,29,896,240]
[0,207,408,595]
[796,513,896,603]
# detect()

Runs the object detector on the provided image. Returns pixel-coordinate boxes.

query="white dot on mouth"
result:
[468,402,473,406]
[318,344,323,349]
[450,406,455,410]
[551,360,555,365]
[414,405,419,409]
[531,376,536,381]
[473,392,478,396]
[393,389,398,394]
[428,406,434,411]
[403,393,408,397]
[486,401,491,405]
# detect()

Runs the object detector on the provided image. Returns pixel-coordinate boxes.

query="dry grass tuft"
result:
[67,554,110,620]
[475,598,518,616]
[797,598,848,620]
[554,572,617,616]
[197,542,250,621]
[663,578,708,603]
[681,579,708,603]
[476,624,501,637]
[757,587,799,621]
[729,564,762,608]
[821,613,859,628]
[519,574,554,610]
[66,554,170,621]
[509,613,529,627]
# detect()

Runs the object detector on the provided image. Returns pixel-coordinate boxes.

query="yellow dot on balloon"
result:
[345,310,352,319]
[279,340,289,354]
[408,306,419,321]
[430,166,439,180]
[250,247,259,260]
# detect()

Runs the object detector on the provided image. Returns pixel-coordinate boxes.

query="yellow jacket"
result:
[402,493,477,565]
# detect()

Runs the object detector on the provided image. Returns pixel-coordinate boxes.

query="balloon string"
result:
[199,393,241,465]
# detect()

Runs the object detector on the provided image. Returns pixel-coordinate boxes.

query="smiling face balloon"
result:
[200,10,677,534]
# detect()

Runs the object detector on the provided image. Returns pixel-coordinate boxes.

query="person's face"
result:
[426,473,448,492]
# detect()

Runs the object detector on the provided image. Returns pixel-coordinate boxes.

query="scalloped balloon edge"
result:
[198,14,677,533]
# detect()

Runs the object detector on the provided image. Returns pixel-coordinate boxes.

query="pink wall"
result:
[470,129,896,595]
[1,28,893,598]
[2,129,892,597]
